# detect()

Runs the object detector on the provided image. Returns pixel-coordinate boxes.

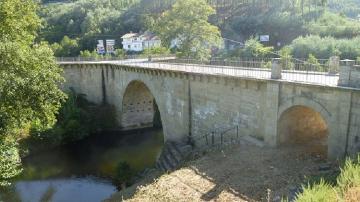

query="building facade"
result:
[121,32,161,52]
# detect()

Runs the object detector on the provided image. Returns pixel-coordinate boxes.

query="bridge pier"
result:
[264,82,280,147]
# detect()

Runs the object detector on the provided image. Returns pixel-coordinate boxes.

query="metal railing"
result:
[191,125,240,148]
[58,56,340,86]
[157,58,273,79]
[56,54,175,62]
[279,58,339,86]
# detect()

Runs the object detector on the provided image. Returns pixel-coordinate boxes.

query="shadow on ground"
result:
[107,144,338,201]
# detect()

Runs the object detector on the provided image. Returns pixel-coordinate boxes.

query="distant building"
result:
[121,32,161,52]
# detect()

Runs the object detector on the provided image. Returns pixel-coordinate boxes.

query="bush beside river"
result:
[20,89,117,156]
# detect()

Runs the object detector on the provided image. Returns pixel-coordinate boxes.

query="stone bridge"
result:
[59,59,360,159]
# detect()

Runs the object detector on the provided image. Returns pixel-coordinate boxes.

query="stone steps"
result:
[156,141,192,172]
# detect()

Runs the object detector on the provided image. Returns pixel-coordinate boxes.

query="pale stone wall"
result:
[60,63,360,159]
[190,78,266,145]
[348,93,360,156]
[61,64,190,143]
[349,66,360,88]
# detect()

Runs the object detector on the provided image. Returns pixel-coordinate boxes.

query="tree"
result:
[0,0,66,186]
[51,36,80,57]
[0,0,40,44]
[231,37,274,58]
[154,0,222,60]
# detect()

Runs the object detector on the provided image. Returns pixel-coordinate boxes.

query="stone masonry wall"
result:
[62,64,190,143]
[348,92,360,156]
[61,63,360,159]
[190,77,266,145]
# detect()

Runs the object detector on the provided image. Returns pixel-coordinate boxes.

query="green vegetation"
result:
[39,0,140,53]
[154,0,222,60]
[288,35,360,59]
[295,155,360,202]
[226,37,274,58]
[50,36,80,57]
[37,0,360,59]
[143,46,170,55]
[307,11,360,38]
[24,90,117,153]
[0,0,66,186]
[115,161,134,189]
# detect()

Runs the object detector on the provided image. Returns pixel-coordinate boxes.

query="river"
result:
[1,128,164,202]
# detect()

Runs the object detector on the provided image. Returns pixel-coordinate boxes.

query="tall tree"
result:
[154,0,222,60]
[0,0,66,186]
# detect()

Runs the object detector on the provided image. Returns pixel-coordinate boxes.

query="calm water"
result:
[1,128,164,202]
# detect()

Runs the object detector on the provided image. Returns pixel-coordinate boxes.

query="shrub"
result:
[307,54,322,71]
[289,35,360,59]
[26,89,117,152]
[296,155,360,202]
[143,46,170,55]
[236,37,274,58]
[50,36,80,57]
[80,50,102,59]
[0,140,22,186]
[337,156,360,196]
[115,161,134,189]
[306,11,360,38]
[295,180,338,202]
[279,46,294,70]
[114,49,126,58]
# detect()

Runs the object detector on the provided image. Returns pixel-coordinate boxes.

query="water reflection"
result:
[16,177,116,202]
[6,128,164,202]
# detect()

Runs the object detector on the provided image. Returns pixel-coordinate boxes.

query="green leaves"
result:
[154,0,222,60]
[0,42,66,135]
[0,0,66,186]
[40,0,140,51]
[0,0,40,44]
[0,140,22,186]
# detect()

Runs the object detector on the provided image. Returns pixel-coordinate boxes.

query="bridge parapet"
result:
[338,60,360,88]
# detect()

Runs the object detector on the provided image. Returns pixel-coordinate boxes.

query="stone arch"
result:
[278,96,332,125]
[277,96,332,158]
[120,80,165,133]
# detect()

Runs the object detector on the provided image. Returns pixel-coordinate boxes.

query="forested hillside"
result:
[38,0,360,58]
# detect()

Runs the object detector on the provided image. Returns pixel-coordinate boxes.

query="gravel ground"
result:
[108,143,339,202]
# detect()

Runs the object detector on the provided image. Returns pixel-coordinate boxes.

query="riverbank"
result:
[107,144,340,201]
[0,128,164,202]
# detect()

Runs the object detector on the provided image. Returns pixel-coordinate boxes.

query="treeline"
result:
[39,0,360,58]
[289,35,360,59]
[39,0,140,54]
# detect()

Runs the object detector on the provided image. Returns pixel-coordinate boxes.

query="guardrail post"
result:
[329,56,340,74]
[338,59,355,87]
[271,58,282,79]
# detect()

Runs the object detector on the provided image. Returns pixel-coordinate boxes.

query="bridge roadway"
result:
[59,58,340,86]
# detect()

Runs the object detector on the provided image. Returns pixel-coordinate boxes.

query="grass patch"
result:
[295,155,360,202]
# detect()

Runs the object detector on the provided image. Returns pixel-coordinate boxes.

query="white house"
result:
[121,32,161,52]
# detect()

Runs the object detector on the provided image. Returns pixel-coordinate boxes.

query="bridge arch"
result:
[120,80,165,136]
[277,97,332,158]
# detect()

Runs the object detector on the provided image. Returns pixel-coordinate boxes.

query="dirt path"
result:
[108,144,338,202]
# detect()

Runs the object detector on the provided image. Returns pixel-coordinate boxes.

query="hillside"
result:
[38,0,360,57]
